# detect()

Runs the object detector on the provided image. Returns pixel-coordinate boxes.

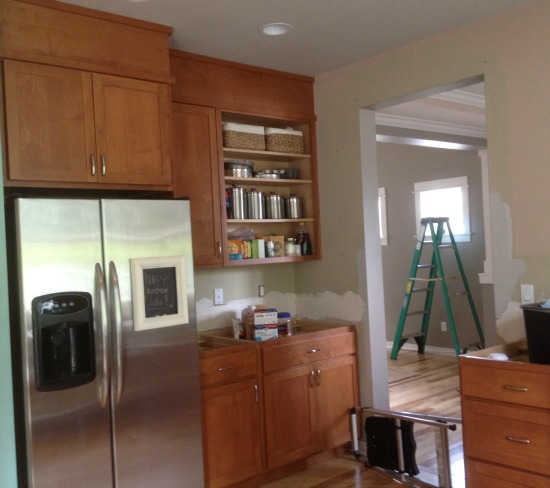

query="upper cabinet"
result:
[4,60,173,188]
[1,0,174,191]
[170,50,321,267]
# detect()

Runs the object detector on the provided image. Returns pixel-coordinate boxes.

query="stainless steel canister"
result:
[246,188,265,219]
[265,192,283,219]
[285,195,303,219]
[229,186,246,219]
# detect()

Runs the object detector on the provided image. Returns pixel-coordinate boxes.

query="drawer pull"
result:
[254,384,259,403]
[217,366,234,372]
[503,385,528,392]
[316,369,321,386]
[307,348,320,354]
[506,435,531,445]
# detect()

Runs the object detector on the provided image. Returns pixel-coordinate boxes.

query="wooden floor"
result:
[261,349,462,488]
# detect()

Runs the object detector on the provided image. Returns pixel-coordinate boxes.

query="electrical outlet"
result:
[258,285,265,297]
[214,288,224,306]
[441,321,447,332]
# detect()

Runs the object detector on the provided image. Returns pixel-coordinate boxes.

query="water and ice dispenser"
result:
[32,292,95,391]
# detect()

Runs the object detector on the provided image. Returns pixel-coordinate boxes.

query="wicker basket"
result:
[265,127,304,154]
[222,123,266,151]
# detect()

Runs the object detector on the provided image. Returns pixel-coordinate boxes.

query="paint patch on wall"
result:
[296,291,365,322]
[196,291,296,331]
[496,300,526,343]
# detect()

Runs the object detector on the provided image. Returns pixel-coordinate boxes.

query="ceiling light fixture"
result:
[261,23,293,36]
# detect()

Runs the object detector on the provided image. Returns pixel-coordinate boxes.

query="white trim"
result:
[375,112,486,139]
[378,187,388,246]
[477,149,493,284]
[430,89,485,109]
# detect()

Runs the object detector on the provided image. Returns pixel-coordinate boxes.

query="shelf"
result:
[223,147,311,162]
[227,218,314,224]
[225,177,312,187]
[226,255,318,266]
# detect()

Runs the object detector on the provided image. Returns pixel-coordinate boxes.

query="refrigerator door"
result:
[14,198,113,488]
[101,199,204,488]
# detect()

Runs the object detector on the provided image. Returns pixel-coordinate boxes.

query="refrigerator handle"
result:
[109,261,124,404]
[95,263,110,408]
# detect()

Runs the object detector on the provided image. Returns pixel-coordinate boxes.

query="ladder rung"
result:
[417,264,435,269]
[438,244,454,249]
[412,287,429,293]
[411,277,441,282]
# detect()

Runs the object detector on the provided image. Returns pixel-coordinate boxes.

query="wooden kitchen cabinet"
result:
[199,345,263,488]
[262,328,359,470]
[459,342,550,487]
[170,50,321,267]
[172,103,223,267]
[4,60,172,189]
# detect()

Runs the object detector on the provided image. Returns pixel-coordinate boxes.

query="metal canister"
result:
[285,194,303,219]
[265,192,283,219]
[229,186,246,219]
[246,188,265,219]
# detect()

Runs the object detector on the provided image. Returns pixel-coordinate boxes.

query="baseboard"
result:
[386,341,456,357]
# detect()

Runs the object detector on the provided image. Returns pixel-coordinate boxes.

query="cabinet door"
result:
[315,355,359,450]
[172,104,223,267]
[264,365,318,470]
[4,60,97,183]
[201,378,263,488]
[92,74,172,186]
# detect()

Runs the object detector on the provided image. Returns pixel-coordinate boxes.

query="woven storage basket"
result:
[223,123,266,151]
[265,127,304,154]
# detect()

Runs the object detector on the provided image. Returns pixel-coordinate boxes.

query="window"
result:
[414,176,471,242]
[378,187,388,246]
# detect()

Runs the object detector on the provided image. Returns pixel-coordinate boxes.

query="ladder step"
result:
[400,331,426,340]
[411,287,430,293]
[437,244,454,249]
[417,264,435,269]
[411,277,441,282]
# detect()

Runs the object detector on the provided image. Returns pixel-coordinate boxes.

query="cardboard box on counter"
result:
[244,307,278,341]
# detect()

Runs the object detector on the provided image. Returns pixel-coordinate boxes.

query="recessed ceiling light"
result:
[261,23,293,36]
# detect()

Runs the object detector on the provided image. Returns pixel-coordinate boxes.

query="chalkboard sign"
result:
[130,255,189,331]
[143,267,178,318]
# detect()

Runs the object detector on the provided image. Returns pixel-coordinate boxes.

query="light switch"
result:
[521,284,534,305]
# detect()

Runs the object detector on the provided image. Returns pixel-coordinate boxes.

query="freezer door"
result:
[101,199,204,488]
[14,198,113,488]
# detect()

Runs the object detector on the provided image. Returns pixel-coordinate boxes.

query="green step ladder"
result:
[390,217,485,359]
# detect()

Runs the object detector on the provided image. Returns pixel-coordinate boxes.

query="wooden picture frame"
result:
[130,255,189,331]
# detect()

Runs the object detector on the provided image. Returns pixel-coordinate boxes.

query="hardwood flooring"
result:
[261,349,462,488]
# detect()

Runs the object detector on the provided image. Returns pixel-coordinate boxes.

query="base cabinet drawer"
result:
[462,398,550,477]
[467,459,550,488]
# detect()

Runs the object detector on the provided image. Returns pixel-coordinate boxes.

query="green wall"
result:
[0,158,18,484]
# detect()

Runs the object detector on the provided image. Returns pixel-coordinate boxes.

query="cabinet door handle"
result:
[307,348,320,354]
[101,154,107,176]
[503,385,528,392]
[90,154,96,176]
[316,369,321,386]
[254,384,259,403]
[310,370,315,387]
[217,365,234,372]
[506,435,531,444]
[217,241,222,258]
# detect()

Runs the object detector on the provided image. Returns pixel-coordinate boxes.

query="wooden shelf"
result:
[223,147,311,162]
[224,177,312,187]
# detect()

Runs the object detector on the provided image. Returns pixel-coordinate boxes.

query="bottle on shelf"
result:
[294,222,312,256]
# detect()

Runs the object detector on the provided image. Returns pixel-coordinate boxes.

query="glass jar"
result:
[277,312,293,336]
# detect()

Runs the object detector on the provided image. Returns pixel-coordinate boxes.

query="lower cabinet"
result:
[201,378,263,488]
[460,342,550,488]
[199,324,360,487]
[264,355,358,470]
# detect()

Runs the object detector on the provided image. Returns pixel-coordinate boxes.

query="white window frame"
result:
[414,176,471,243]
[378,187,388,246]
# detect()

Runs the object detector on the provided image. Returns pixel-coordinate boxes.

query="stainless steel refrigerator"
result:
[8,197,204,488]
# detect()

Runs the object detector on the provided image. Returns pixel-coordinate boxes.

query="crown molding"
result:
[375,113,487,139]
[431,89,486,108]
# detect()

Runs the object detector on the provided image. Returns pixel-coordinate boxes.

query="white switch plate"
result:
[214,288,224,306]
[258,285,265,297]
[521,284,534,305]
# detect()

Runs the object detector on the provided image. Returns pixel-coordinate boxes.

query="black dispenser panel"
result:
[32,292,96,391]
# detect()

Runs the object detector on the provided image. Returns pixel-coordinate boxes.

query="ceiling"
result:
[62,0,533,77]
